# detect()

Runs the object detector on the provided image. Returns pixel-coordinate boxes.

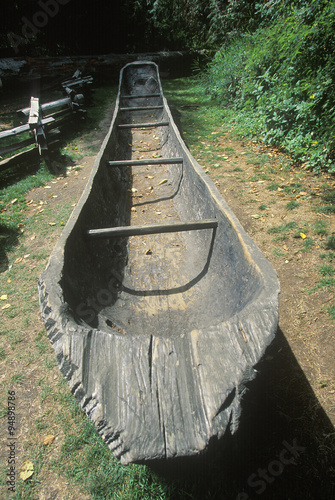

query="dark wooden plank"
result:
[61,76,93,88]
[18,97,71,117]
[107,157,183,167]
[0,117,55,140]
[0,137,35,156]
[118,121,169,129]
[120,106,164,111]
[87,219,218,238]
[0,147,37,172]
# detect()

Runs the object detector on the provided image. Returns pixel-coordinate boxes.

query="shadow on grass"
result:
[146,327,335,499]
[0,224,19,272]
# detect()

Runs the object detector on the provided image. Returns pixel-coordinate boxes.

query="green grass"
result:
[0,161,53,254]
[313,220,329,236]
[267,221,297,234]
[301,237,314,252]
[320,251,335,262]
[286,200,300,210]
[319,265,335,277]
[325,235,335,250]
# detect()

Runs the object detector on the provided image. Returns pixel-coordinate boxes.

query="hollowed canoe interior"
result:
[61,64,262,338]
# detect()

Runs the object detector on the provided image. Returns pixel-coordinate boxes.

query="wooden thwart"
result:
[120,106,164,111]
[118,121,169,129]
[87,219,218,239]
[121,93,161,99]
[107,157,183,167]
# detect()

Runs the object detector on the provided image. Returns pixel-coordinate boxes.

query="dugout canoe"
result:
[38,61,280,465]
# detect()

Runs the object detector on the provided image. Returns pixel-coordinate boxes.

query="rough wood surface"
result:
[0,117,54,139]
[39,61,280,465]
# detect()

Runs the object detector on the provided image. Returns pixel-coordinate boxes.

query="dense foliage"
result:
[1,0,334,172]
[202,0,335,172]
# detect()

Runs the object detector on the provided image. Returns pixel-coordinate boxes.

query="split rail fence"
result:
[0,71,93,172]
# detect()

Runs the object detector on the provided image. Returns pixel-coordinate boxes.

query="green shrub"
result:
[202,0,335,173]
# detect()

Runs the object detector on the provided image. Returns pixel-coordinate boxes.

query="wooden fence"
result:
[0,71,93,172]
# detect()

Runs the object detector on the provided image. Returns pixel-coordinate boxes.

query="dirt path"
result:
[202,135,335,424]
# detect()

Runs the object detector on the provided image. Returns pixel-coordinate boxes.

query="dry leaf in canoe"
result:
[43,435,55,445]
[159,179,168,185]
[20,460,34,481]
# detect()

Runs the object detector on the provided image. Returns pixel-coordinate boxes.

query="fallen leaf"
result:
[300,233,306,239]
[131,188,138,193]
[145,249,152,255]
[20,461,34,481]
[283,245,288,251]
[1,294,8,300]
[251,214,262,219]
[14,257,23,264]
[1,304,10,310]
[30,235,36,240]
[11,198,18,204]
[131,207,137,212]
[49,222,56,226]
[43,435,55,445]
[44,186,51,189]
[24,254,30,259]
[7,279,11,283]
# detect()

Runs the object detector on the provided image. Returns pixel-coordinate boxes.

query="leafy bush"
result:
[202,0,335,173]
